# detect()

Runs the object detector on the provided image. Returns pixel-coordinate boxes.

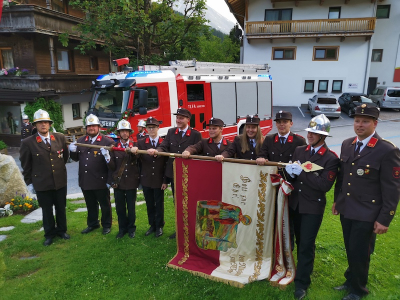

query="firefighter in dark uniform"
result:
[136,120,148,140]
[69,114,114,235]
[106,119,140,239]
[216,115,263,161]
[182,118,231,158]
[21,114,34,140]
[20,109,69,246]
[132,117,168,238]
[332,104,400,300]
[147,108,202,239]
[256,111,306,177]
[285,114,340,300]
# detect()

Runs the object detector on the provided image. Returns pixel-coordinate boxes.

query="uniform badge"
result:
[390,211,395,216]
[328,171,336,181]
[50,135,55,141]
[393,167,400,179]
[94,151,98,157]
[365,169,370,174]
[361,104,367,108]
[57,149,64,158]
[309,121,317,127]
[357,169,364,176]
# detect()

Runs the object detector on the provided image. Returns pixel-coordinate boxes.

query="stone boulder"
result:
[0,154,29,206]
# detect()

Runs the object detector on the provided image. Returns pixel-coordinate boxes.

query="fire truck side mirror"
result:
[139,107,147,115]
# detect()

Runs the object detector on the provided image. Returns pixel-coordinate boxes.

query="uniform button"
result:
[51,158,53,161]
[85,164,87,166]
[348,183,351,186]
[153,167,155,169]
[88,152,90,154]
[347,193,350,196]
[318,199,321,201]
[126,164,128,166]
[299,189,301,192]
[349,173,352,176]
[101,177,103,179]
[272,152,274,154]
[300,182,303,184]
[53,170,55,172]
[372,200,376,203]
[367,165,370,167]
[152,173,154,175]
[153,161,155,163]
[125,170,127,172]
[352,163,354,166]
[37,154,39,156]
[126,175,128,177]
[52,165,54,167]
[86,158,88,160]
[85,171,87,173]
[280,154,282,156]
[178,145,180,147]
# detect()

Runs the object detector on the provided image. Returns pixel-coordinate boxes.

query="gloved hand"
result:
[69,142,77,152]
[292,163,303,176]
[285,164,295,178]
[27,183,36,195]
[100,148,110,162]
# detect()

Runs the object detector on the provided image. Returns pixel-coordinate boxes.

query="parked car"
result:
[338,93,377,117]
[308,94,341,118]
[368,86,400,109]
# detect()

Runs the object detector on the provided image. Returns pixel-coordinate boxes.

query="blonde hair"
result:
[240,125,264,154]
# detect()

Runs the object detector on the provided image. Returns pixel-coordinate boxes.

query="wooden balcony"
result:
[245,17,376,40]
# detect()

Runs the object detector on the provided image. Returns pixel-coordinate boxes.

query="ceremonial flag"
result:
[168,158,294,287]
[0,1,3,23]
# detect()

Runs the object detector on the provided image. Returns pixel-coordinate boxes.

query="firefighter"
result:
[285,114,340,300]
[136,120,148,140]
[20,114,34,140]
[215,115,263,161]
[69,114,114,235]
[147,108,202,239]
[131,117,168,238]
[332,104,400,300]
[256,111,306,177]
[105,119,140,239]
[20,109,69,246]
[182,117,231,158]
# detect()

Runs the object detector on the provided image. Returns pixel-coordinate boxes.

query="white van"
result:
[369,86,400,109]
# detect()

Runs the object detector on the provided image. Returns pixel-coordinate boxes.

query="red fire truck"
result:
[88,59,273,141]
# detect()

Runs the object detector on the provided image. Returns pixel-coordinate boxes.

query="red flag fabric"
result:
[0,1,3,23]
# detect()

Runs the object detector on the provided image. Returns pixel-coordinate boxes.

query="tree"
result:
[67,0,208,65]
[24,98,64,133]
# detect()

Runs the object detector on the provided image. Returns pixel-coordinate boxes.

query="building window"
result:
[304,80,315,92]
[57,49,73,72]
[187,84,205,101]
[318,80,329,92]
[332,80,343,93]
[328,7,341,19]
[52,0,68,13]
[371,49,383,62]
[90,56,98,70]
[313,46,339,61]
[0,48,14,69]
[72,103,81,120]
[265,9,292,21]
[376,5,390,19]
[272,47,296,60]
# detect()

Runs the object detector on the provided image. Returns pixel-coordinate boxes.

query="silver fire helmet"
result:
[22,114,29,120]
[305,114,331,136]
[117,119,132,131]
[85,114,100,126]
[137,120,146,127]
[33,109,53,124]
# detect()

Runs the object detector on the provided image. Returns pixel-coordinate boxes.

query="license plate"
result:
[323,108,335,111]
[100,120,115,127]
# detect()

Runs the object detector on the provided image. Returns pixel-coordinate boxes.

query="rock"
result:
[0,226,15,232]
[0,154,29,206]
[0,235,7,242]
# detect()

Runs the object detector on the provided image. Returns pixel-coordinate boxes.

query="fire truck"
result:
[88,58,273,141]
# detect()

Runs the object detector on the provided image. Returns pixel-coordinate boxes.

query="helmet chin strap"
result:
[312,135,325,147]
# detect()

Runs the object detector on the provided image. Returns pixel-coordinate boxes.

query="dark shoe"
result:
[129,231,136,238]
[81,226,100,234]
[43,238,53,246]
[342,294,361,300]
[334,284,349,291]
[58,232,70,240]
[102,227,111,235]
[294,288,306,300]
[169,232,176,239]
[155,228,163,238]
[145,227,156,236]
[116,232,125,239]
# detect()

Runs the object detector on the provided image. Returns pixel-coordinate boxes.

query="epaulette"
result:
[382,139,397,148]
[329,149,339,158]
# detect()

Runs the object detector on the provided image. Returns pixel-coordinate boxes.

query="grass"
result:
[0,189,399,300]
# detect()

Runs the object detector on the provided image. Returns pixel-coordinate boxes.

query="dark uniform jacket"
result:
[136,132,148,141]
[185,137,231,157]
[70,134,114,190]
[334,133,400,227]
[137,137,168,188]
[108,141,140,190]
[20,132,69,191]
[258,132,306,162]
[21,123,34,140]
[289,144,340,215]
[221,135,259,160]
[157,127,202,178]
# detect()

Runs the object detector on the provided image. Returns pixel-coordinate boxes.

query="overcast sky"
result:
[206,0,237,23]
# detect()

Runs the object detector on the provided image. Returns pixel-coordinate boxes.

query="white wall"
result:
[62,102,89,129]
[369,0,400,86]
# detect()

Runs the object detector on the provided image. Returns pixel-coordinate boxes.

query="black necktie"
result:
[249,139,255,151]
[45,138,51,149]
[280,137,285,144]
[152,140,156,148]
[310,149,315,157]
[354,141,363,156]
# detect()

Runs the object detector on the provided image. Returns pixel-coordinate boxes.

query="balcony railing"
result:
[246,17,376,39]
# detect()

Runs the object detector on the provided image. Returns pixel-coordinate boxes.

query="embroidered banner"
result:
[168,158,294,287]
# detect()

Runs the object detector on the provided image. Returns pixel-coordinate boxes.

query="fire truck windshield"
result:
[90,88,130,114]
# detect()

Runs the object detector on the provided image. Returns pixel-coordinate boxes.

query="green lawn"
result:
[0,189,399,300]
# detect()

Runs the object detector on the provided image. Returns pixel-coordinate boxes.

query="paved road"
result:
[7,106,400,195]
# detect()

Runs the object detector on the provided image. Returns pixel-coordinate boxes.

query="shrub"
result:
[6,192,39,213]
[0,140,7,150]
[24,98,65,133]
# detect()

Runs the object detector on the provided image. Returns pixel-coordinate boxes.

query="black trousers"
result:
[36,186,67,239]
[143,186,164,229]
[82,189,112,228]
[290,206,323,290]
[114,188,136,234]
[340,215,375,297]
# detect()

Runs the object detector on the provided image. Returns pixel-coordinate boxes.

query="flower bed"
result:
[5,192,39,215]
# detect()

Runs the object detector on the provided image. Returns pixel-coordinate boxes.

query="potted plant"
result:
[0,140,7,155]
